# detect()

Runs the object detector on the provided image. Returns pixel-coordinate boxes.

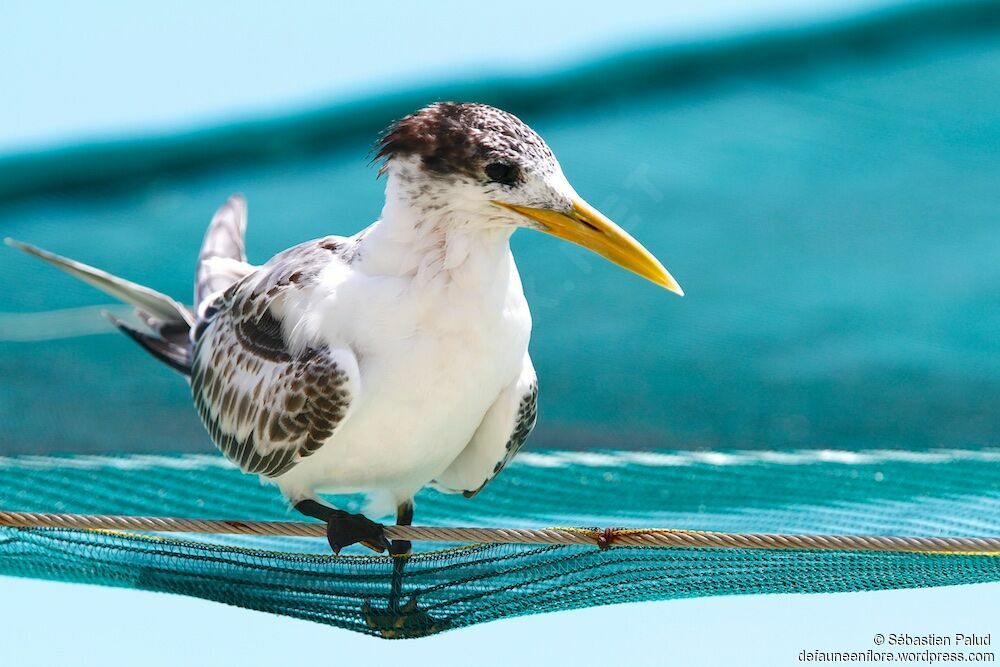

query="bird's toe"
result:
[389,539,412,556]
[326,513,389,554]
[362,597,449,639]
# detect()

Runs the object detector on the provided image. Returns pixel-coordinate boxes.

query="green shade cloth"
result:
[1,450,998,638]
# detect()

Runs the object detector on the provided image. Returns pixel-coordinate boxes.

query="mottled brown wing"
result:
[189,238,360,477]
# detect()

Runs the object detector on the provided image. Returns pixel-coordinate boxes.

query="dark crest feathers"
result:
[374,102,553,178]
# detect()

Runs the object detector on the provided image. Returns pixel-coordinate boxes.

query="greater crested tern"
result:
[7,102,681,556]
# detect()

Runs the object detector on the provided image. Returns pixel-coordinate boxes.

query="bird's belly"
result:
[276,322,527,499]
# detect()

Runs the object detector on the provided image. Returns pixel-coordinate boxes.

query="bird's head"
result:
[376,102,682,294]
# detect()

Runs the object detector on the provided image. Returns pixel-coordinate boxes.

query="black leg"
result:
[388,501,414,612]
[389,500,414,556]
[362,499,447,637]
[294,499,389,554]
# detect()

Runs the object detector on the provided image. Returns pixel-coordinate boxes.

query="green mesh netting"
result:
[1,450,999,638]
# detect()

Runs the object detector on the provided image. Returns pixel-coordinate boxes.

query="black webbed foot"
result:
[359,501,448,637]
[362,554,451,639]
[294,499,389,554]
[362,595,450,639]
[327,512,390,554]
[388,539,412,556]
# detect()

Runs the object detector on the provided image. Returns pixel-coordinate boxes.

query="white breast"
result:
[273,231,531,505]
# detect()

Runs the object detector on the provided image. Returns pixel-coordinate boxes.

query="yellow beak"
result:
[493,197,683,295]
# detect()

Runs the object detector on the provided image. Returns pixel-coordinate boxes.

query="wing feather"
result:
[190,237,359,477]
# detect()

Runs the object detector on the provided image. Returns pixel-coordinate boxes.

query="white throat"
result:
[356,166,516,292]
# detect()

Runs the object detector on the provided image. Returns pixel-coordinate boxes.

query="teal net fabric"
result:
[1,1,1000,639]
[2,3,1000,458]
[1,450,999,638]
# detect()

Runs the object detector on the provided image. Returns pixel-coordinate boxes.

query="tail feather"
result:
[136,310,191,346]
[5,237,193,376]
[103,311,191,375]
[4,238,194,327]
[195,194,252,308]
[6,193,252,377]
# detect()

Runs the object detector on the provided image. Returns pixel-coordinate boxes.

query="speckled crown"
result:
[375,102,554,178]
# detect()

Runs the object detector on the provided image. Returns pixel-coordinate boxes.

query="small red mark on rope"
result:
[597,528,618,550]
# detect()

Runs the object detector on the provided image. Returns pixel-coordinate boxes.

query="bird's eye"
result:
[485,162,518,186]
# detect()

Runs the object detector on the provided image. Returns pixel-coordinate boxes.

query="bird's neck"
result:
[357,174,515,291]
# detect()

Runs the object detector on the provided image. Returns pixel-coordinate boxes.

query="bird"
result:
[6,102,681,558]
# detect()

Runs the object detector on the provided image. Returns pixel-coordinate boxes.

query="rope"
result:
[1,509,999,554]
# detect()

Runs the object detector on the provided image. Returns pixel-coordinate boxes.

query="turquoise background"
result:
[2,1,999,456]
